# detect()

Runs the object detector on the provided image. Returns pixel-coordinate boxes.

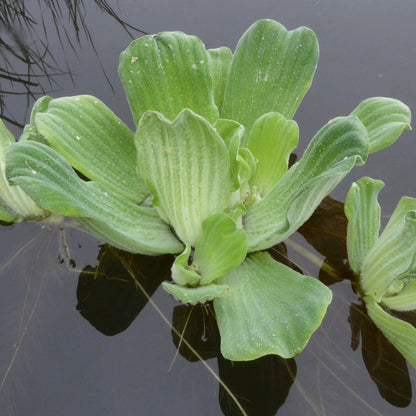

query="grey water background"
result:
[1,1,416,415]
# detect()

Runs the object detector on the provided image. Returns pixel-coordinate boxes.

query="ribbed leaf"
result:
[382,279,416,311]
[345,177,384,274]
[0,200,14,222]
[119,31,218,124]
[351,97,411,153]
[244,116,368,251]
[222,19,318,132]
[365,295,416,369]
[214,252,332,360]
[162,281,229,305]
[0,119,15,146]
[135,109,232,246]
[213,118,245,191]
[32,95,148,203]
[214,119,245,149]
[361,198,416,300]
[0,121,46,222]
[248,112,299,197]
[194,213,247,285]
[381,196,416,237]
[207,47,233,114]
[6,141,183,255]
[237,148,257,191]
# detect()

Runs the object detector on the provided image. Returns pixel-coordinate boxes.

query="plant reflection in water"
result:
[75,241,297,415]
[65,196,412,415]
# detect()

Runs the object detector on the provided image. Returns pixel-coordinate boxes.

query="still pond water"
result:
[1,1,416,415]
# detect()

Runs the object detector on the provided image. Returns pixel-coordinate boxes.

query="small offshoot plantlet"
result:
[345,177,416,368]
[0,19,412,362]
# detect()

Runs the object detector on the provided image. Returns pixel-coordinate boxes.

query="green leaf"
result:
[365,295,416,370]
[381,196,416,237]
[207,47,233,114]
[31,95,149,203]
[214,252,332,361]
[361,198,416,300]
[351,97,412,153]
[237,148,257,190]
[222,19,319,132]
[119,31,218,124]
[382,278,416,311]
[0,121,46,222]
[6,141,183,255]
[135,109,232,246]
[19,123,47,144]
[344,177,384,274]
[0,202,15,222]
[162,281,229,305]
[171,244,201,286]
[248,112,299,197]
[214,119,245,150]
[194,213,247,285]
[213,118,245,191]
[244,116,369,251]
[31,95,148,203]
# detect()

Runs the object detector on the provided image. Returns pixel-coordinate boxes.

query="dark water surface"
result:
[1,1,416,415]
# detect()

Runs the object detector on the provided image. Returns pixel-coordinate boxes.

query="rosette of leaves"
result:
[345,177,416,368]
[4,20,411,360]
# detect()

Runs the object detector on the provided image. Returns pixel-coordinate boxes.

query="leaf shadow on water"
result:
[76,245,173,336]
[349,303,412,408]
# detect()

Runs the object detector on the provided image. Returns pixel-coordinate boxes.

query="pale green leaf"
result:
[0,119,14,148]
[237,148,257,189]
[222,19,318,132]
[382,278,416,311]
[0,121,46,222]
[31,95,148,203]
[213,118,245,191]
[135,109,232,246]
[248,112,299,197]
[361,199,416,300]
[194,213,247,285]
[213,119,245,149]
[345,177,384,274]
[351,97,411,153]
[162,281,229,305]
[19,123,47,144]
[119,31,218,124]
[0,205,15,222]
[365,295,416,370]
[6,141,183,255]
[207,47,233,114]
[171,244,201,286]
[381,196,416,237]
[214,252,332,360]
[244,116,369,251]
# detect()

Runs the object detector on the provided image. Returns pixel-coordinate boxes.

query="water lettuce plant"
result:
[345,177,416,369]
[0,19,411,361]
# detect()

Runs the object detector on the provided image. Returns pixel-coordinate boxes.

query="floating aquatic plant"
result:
[345,176,416,369]
[0,19,411,361]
